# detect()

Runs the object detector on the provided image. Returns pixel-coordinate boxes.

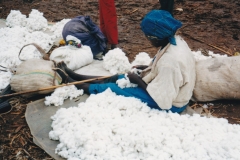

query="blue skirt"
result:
[89,75,187,113]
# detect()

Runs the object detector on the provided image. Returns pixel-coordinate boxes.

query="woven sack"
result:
[192,56,240,102]
[10,43,62,97]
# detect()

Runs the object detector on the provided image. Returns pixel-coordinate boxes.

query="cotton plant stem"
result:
[0,75,112,99]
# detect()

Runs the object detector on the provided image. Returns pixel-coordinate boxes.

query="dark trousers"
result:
[159,0,174,16]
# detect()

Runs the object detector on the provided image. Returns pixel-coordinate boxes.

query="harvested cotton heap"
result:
[0,71,12,91]
[116,73,138,89]
[25,9,48,32]
[131,52,152,67]
[44,85,84,106]
[6,10,27,27]
[192,50,227,61]
[103,48,131,74]
[49,19,71,39]
[49,89,240,160]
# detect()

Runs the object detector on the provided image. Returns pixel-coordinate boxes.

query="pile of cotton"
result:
[116,74,138,89]
[131,52,152,67]
[6,10,27,27]
[0,71,12,91]
[0,26,52,66]
[49,89,240,160]
[25,9,48,32]
[45,85,84,106]
[50,19,71,39]
[103,48,131,74]
[50,45,93,70]
[6,9,48,32]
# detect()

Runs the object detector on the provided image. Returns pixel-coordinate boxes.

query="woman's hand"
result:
[127,72,147,90]
[132,65,148,70]
[127,72,141,84]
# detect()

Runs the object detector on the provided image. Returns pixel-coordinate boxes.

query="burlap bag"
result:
[192,56,240,102]
[10,43,62,97]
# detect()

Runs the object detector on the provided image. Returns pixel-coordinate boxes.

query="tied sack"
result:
[192,56,240,102]
[10,43,62,97]
[50,45,93,71]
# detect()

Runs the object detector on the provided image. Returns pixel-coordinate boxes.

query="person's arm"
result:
[132,65,148,70]
[127,72,147,90]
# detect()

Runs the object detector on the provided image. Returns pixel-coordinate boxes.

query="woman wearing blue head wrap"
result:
[55,10,195,113]
[128,10,196,112]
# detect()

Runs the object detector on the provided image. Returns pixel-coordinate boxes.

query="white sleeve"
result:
[146,66,183,109]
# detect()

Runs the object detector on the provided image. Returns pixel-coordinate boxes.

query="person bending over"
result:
[56,10,195,113]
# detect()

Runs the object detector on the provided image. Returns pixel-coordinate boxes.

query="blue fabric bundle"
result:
[141,10,182,45]
[62,16,107,56]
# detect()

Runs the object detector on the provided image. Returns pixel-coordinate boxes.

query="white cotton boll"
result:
[192,50,211,61]
[208,50,228,58]
[68,157,80,160]
[44,85,84,106]
[58,149,69,159]
[116,74,137,89]
[50,45,93,70]
[0,27,28,68]
[103,48,131,74]
[26,9,48,32]
[131,52,152,67]
[192,50,227,61]
[49,130,60,140]
[0,71,12,91]
[24,31,53,51]
[202,104,208,109]
[6,10,27,27]
[49,19,71,38]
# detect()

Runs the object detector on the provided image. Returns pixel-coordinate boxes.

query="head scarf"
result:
[141,10,182,45]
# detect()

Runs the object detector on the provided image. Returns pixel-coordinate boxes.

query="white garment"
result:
[193,56,240,102]
[142,36,196,109]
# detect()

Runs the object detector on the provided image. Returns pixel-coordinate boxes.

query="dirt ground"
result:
[0,0,240,159]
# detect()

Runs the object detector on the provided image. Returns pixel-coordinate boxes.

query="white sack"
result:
[193,56,240,102]
[50,45,93,70]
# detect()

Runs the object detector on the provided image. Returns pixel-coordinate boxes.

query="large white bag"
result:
[50,45,93,71]
[192,56,240,102]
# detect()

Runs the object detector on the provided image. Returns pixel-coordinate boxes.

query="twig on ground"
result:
[129,8,138,14]
[0,76,112,99]
[10,134,20,147]
[182,32,233,56]
[22,148,34,160]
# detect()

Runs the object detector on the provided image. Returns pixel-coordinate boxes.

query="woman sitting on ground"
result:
[56,10,196,113]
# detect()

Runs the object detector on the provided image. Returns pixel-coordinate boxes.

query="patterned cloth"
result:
[141,10,182,45]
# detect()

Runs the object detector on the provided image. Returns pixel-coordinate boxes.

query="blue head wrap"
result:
[141,10,182,45]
